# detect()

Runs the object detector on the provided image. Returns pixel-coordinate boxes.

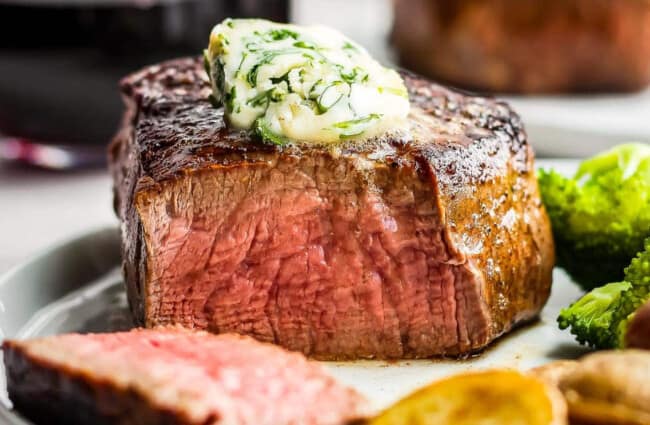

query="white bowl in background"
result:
[507,89,650,158]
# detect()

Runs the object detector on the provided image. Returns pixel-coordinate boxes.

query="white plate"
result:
[0,160,588,421]
[507,91,650,158]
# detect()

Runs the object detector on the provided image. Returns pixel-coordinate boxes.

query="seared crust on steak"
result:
[109,57,554,359]
[4,342,185,425]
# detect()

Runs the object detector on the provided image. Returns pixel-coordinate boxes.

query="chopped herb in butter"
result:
[206,18,410,145]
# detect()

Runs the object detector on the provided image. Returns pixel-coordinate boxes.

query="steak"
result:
[2,328,367,425]
[109,57,554,360]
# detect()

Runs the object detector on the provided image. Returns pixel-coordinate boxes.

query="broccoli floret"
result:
[558,281,631,348]
[612,238,650,347]
[539,143,650,290]
[558,237,650,349]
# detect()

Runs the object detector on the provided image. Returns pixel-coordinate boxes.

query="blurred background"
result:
[0,0,648,169]
[0,0,648,274]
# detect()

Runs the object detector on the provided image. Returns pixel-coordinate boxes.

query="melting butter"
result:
[206,18,410,145]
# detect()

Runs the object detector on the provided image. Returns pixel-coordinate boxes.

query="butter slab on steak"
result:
[109,57,554,360]
[3,328,367,425]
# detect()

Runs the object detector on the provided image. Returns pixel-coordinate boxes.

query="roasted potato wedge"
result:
[562,350,650,425]
[531,360,579,388]
[367,370,567,425]
[532,351,650,425]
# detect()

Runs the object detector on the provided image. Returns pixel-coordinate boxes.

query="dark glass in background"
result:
[0,0,289,148]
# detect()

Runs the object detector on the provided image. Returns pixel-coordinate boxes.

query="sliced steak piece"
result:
[108,57,554,360]
[2,328,367,425]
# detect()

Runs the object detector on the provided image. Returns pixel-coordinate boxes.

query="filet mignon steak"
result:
[109,57,554,360]
[2,328,367,425]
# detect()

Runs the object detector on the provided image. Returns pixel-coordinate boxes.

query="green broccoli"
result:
[611,237,650,347]
[538,143,650,290]
[557,281,631,348]
[558,237,650,349]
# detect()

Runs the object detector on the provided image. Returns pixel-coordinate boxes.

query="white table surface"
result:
[0,165,117,275]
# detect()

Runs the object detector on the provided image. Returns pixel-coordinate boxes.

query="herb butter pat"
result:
[206,18,410,144]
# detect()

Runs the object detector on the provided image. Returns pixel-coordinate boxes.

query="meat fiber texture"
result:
[109,57,554,360]
[2,328,368,425]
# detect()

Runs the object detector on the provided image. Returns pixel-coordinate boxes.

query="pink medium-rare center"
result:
[109,58,554,360]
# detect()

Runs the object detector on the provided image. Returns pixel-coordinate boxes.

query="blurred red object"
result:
[0,137,106,169]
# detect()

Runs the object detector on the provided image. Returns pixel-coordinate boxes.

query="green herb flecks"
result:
[263,28,299,42]
[234,53,248,79]
[332,113,382,138]
[254,118,288,146]
[224,86,237,112]
[207,94,220,109]
[203,50,211,81]
[214,60,226,98]
[247,90,270,108]
[246,86,286,109]
[211,33,230,54]
[246,49,302,87]
[316,82,347,114]
[340,66,367,84]
[293,40,317,50]
[343,41,359,52]
[378,86,408,98]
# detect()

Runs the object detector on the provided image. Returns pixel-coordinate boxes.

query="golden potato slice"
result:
[367,370,567,425]
[531,360,579,388]
[558,350,650,425]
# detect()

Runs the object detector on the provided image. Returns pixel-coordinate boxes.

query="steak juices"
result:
[109,19,554,359]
